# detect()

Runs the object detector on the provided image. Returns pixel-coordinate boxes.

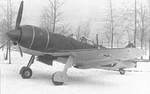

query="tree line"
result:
[0,0,150,56]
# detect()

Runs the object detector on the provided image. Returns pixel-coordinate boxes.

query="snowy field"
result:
[1,51,150,94]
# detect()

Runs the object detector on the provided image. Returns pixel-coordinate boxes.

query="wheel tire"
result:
[21,67,32,79]
[52,72,64,85]
[19,66,26,74]
[119,69,125,75]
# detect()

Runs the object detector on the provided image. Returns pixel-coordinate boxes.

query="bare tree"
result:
[75,25,81,41]
[138,4,147,50]
[40,0,64,33]
[40,8,53,31]
[103,10,124,48]
[134,0,137,47]
[104,25,111,47]
[0,19,7,45]
[59,23,72,36]
[109,0,114,48]
[121,9,135,42]
[0,0,17,64]
[132,2,150,50]
[147,0,150,60]
[103,0,125,48]
[75,20,91,41]
[0,0,17,33]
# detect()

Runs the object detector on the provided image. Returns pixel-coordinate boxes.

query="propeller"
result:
[0,1,24,64]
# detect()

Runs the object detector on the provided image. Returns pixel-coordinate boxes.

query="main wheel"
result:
[20,67,32,79]
[119,68,125,75]
[52,72,64,85]
[19,66,26,74]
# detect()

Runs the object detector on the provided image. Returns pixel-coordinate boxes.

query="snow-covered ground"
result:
[1,51,150,94]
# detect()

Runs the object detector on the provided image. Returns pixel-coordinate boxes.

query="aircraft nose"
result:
[6,29,21,42]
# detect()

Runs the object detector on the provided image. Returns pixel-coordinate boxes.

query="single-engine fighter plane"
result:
[0,1,144,85]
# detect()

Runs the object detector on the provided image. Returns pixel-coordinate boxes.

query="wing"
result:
[20,47,74,56]
[20,47,144,60]
[16,46,144,57]
[20,47,144,70]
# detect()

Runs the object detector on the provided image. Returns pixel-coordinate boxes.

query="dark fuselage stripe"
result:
[29,26,35,49]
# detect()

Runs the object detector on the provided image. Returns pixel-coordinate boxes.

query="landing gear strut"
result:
[20,55,35,79]
[119,68,125,75]
[52,56,73,85]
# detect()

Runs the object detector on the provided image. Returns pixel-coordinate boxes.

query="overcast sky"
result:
[21,0,107,26]
[0,0,148,26]
[21,0,135,25]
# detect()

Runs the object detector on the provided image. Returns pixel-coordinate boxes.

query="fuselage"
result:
[6,25,144,70]
[7,25,95,53]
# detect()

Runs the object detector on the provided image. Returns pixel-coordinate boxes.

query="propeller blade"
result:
[15,1,24,29]
[8,41,11,64]
[5,42,9,60]
[4,41,11,64]
[18,44,23,57]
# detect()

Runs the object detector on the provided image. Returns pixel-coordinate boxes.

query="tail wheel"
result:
[20,67,32,79]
